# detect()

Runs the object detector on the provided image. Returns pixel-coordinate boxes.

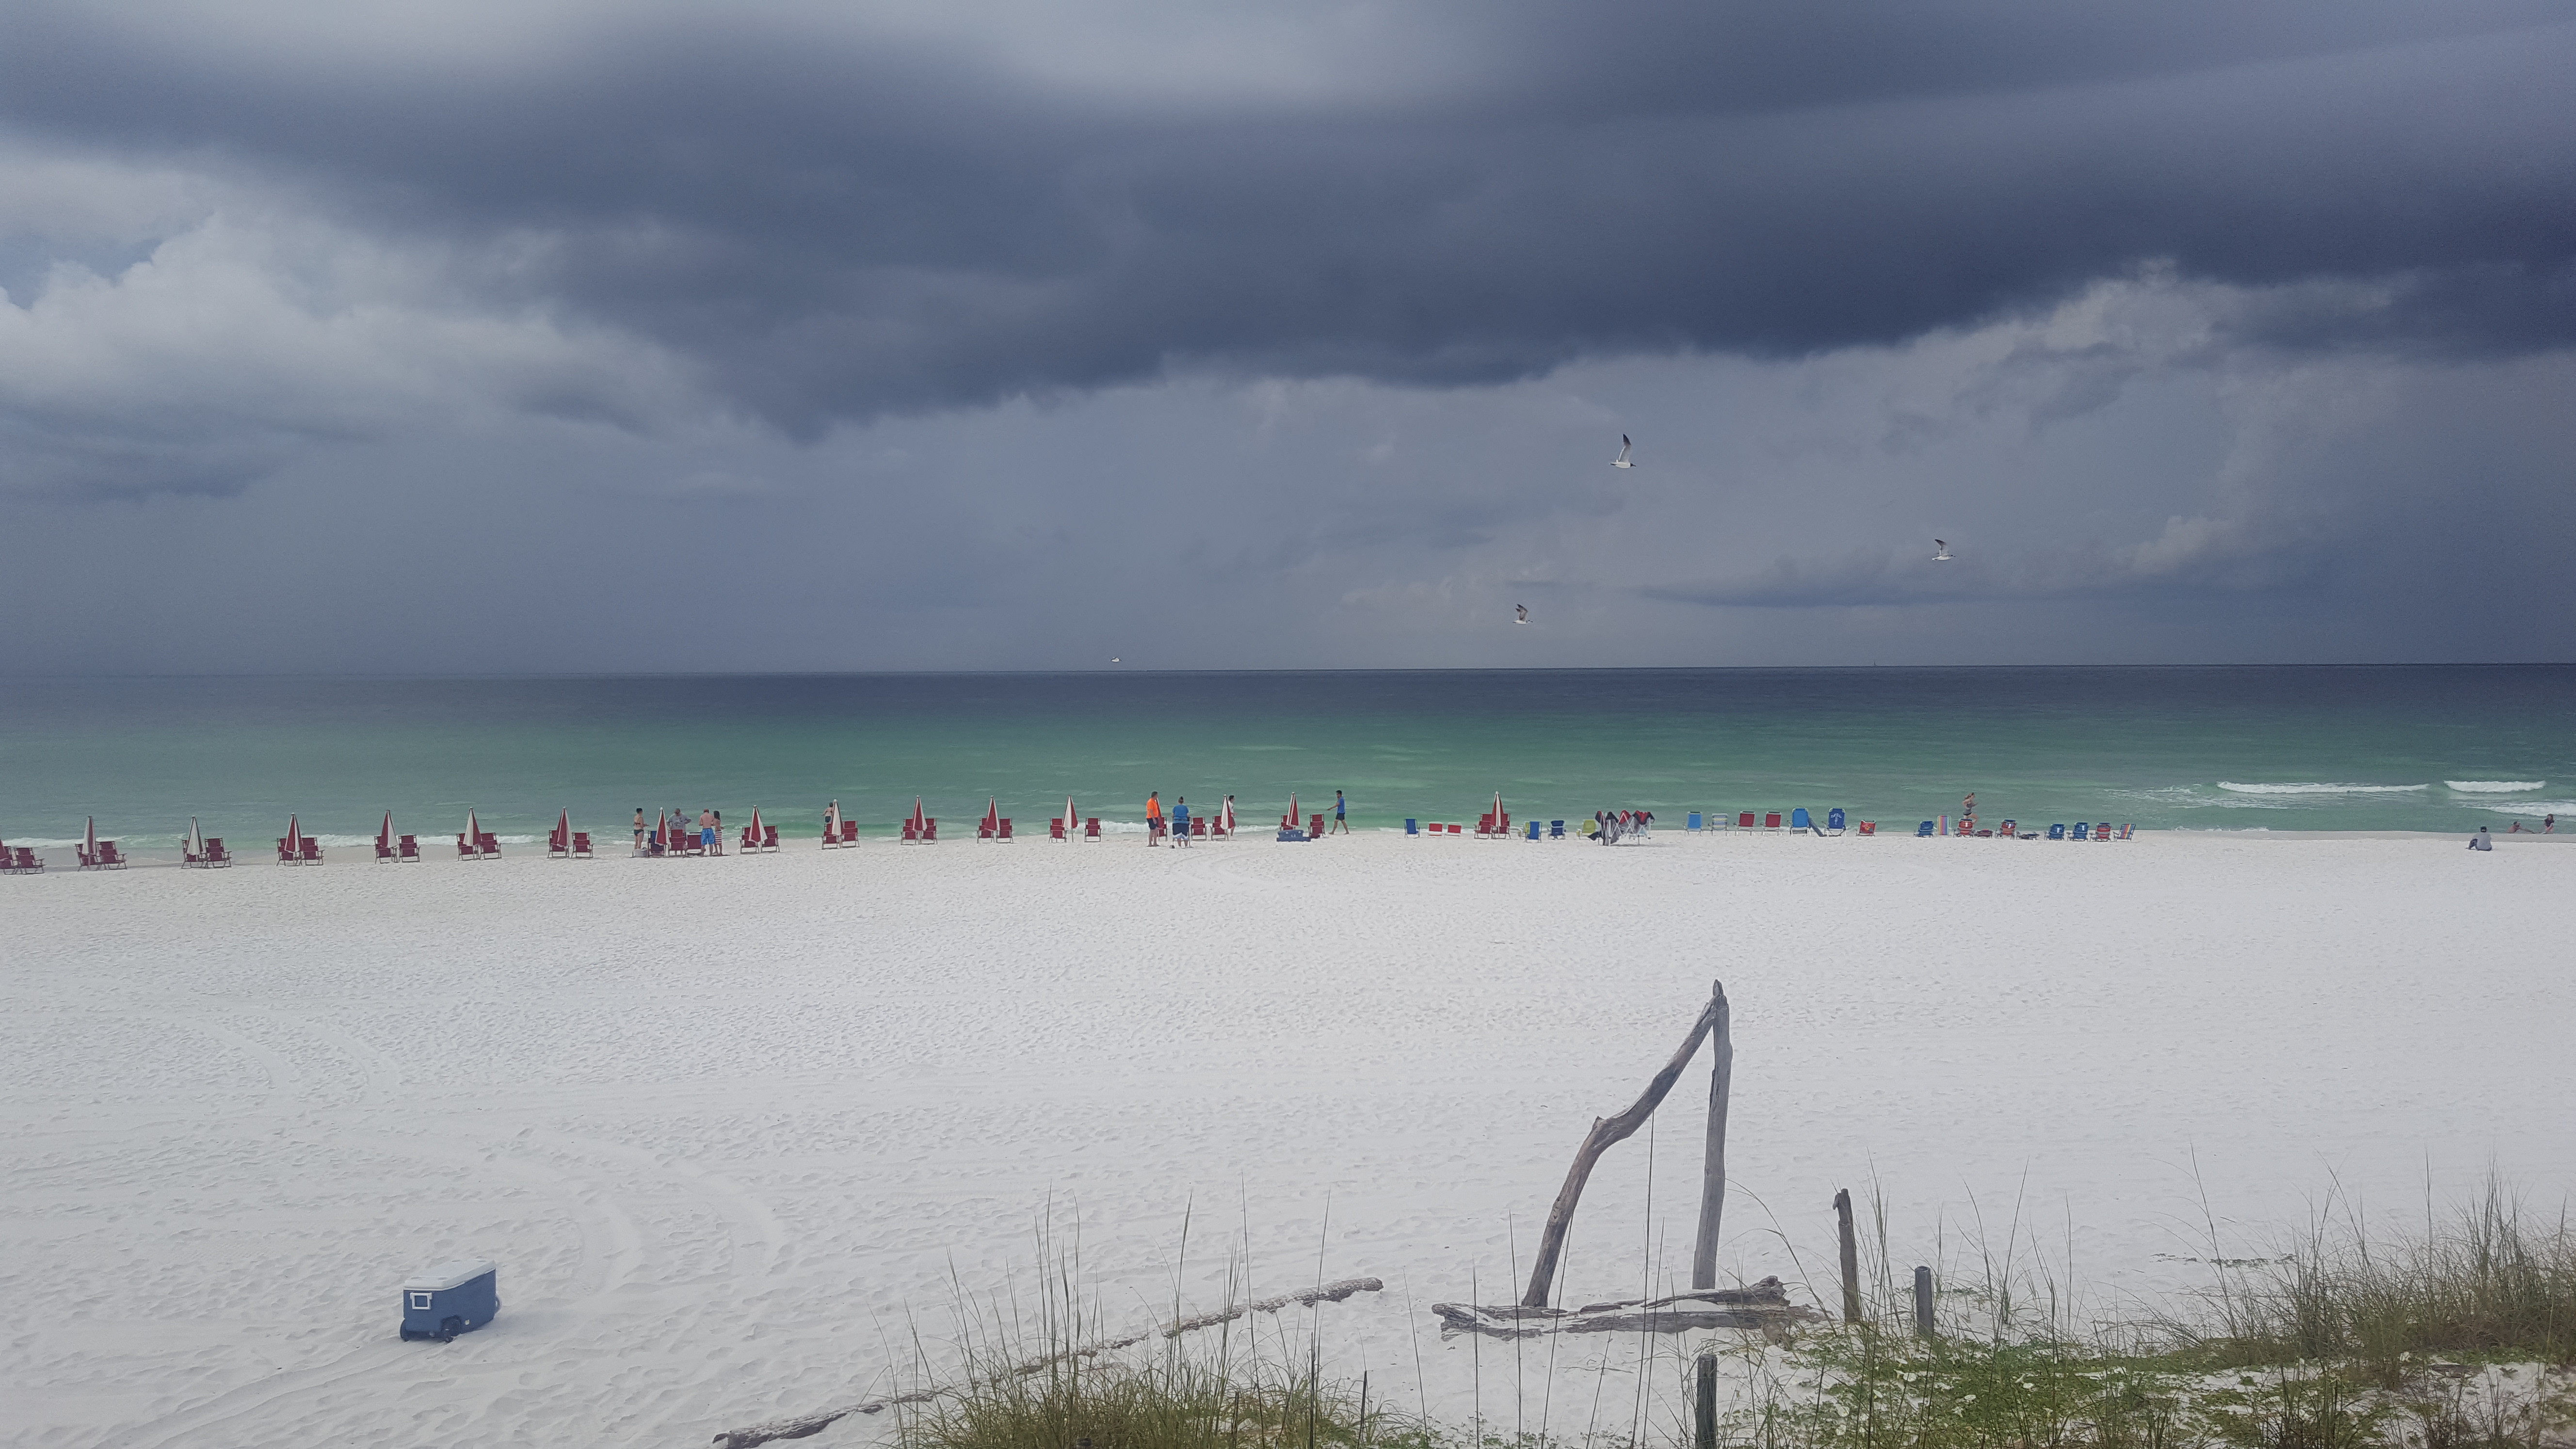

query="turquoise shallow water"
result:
[2,666,2570,848]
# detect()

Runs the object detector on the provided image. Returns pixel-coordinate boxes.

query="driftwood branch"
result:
[1521,985,1726,1307]
[1439,1276,1819,1340]
[711,1277,1385,1449]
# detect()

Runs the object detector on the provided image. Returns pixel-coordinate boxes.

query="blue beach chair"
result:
[2047,824,2066,840]
[1790,808,1813,831]
[1404,819,1419,837]
[1549,820,1565,838]
[1687,812,1702,832]
[1827,808,1846,835]
[1916,821,1935,837]
[1527,820,1541,840]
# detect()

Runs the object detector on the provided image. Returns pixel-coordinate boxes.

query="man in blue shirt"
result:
[1332,790,1349,834]
[1172,797,1191,847]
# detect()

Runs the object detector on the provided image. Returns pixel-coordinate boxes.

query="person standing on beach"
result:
[633,807,646,853]
[1332,790,1348,834]
[699,808,716,855]
[1172,796,1191,847]
[1145,791,1163,845]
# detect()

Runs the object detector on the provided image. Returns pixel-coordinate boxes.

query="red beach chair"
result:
[104,840,130,868]
[1737,812,1755,829]
[740,824,761,853]
[901,820,918,843]
[1857,821,1876,836]
[762,825,779,851]
[997,818,1014,841]
[8,846,41,873]
[478,832,500,857]
[1189,817,1204,838]
[205,838,231,865]
[837,821,857,845]
[1084,817,1101,840]
[374,836,396,862]
[278,837,298,865]
[921,818,938,843]
[1764,812,1783,830]
[1311,814,1325,837]
[456,833,477,859]
[1049,818,1066,841]
[297,838,321,864]
[572,832,593,858]
[396,834,418,861]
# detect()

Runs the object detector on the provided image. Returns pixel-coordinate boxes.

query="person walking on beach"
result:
[1145,791,1164,845]
[2469,826,2493,851]
[1172,796,1191,847]
[1331,790,1348,834]
[699,808,717,855]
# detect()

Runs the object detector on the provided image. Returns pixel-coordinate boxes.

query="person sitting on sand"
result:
[2469,826,2493,851]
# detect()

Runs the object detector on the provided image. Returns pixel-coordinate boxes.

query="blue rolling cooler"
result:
[402,1259,498,1341]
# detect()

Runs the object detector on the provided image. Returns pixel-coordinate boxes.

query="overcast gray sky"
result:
[2,0,2571,672]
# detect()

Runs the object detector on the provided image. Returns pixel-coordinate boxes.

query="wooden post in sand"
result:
[1913,1266,1935,1338]
[1520,983,1727,1308]
[1690,981,1732,1291]
[1835,1190,1863,1325]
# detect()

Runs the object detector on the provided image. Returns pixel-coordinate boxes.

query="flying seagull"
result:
[1932,540,1952,562]
[1611,435,1634,469]
[1514,604,1530,625]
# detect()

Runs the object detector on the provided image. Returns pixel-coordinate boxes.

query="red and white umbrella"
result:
[379,810,394,853]
[85,815,99,860]
[466,809,481,856]
[1286,792,1299,831]
[1063,796,1078,834]
[284,813,303,856]
[555,808,571,851]
[747,806,764,846]
[654,809,670,852]
[982,798,1000,835]
[908,798,928,834]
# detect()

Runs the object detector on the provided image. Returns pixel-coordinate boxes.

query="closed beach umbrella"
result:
[1221,796,1235,833]
[285,814,302,854]
[1493,790,1504,825]
[909,798,927,833]
[555,808,570,849]
[187,817,205,859]
[747,806,763,844]
[85,815,98,859]
[467,809,481,854]
[654,809,669,851]
[1064,795,1077,832]
[1287,792,1298,829]
[983,797,999,834]
[379,810,393,852]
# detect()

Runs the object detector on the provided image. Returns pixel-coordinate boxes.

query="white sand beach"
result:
[4,830,2571,1447]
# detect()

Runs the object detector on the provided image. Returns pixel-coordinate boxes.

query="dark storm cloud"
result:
[5,1,2572,435]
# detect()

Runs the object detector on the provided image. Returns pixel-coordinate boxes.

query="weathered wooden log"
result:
[1572,1277,1793,1315]
[1835,1189,1862,1325]
[1521,984,1727,1307]
[1432,1296,1819,1340]
[711,1277,1383,1448]
[1691,982,1733,1291]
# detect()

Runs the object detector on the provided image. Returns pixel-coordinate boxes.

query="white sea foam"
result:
[2215,781,2430,795]
[2445,780,2545,793]
[2476,800,2574,817]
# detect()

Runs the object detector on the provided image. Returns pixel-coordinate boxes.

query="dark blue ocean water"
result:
[1,666,2569,846]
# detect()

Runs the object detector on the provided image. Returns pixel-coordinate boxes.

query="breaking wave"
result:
[2216,782,2429,795]
[2445,780,2545,793]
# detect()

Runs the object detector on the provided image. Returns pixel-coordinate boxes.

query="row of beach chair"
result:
[1,842,44,873]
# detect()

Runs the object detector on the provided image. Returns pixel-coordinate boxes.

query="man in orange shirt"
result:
[1145,791,1163,845]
